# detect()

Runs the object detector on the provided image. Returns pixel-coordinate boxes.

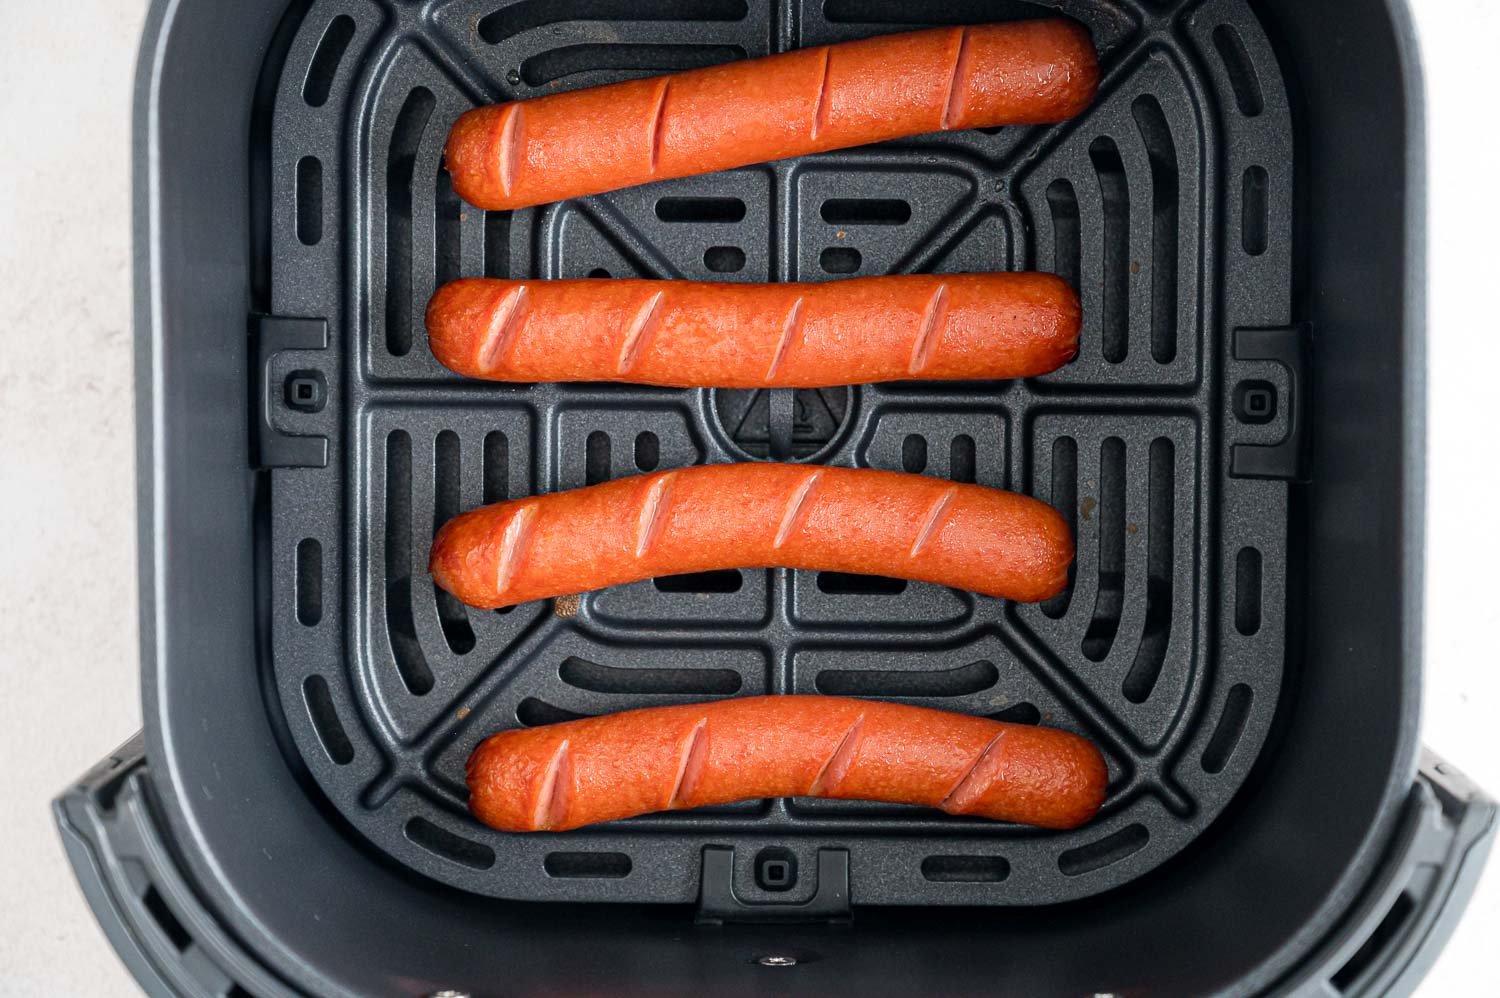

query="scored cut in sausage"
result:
[429,464,1073,609]
[445,21,1099,211]
[426,273,1081,388]
[466,695,1108,832]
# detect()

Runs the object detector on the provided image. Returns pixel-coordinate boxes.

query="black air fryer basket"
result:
[56,0,1496,995]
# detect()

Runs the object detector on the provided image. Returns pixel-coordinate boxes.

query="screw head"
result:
[757,955,797,967]
[506,69,522,86]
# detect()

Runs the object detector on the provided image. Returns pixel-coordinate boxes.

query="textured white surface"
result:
[0,2,147,996]
[0,2,1494,995]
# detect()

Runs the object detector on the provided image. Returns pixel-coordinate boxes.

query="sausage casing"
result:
[426,273,1080,388]
[445,21,1099,210]
[429,464,1073,609]
[467,696,1108,832]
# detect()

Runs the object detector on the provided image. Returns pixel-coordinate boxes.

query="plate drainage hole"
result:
[757,955,797,968]
[755,846,798,892]
[1233,379,1277,425]
[285,370,326,413]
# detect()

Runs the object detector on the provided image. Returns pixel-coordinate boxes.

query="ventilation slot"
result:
[820,198,912,225]
[816,659,998,698]
[385,430,434,695]
[479,0,748,46]
[385,88,436,358]
[483,431,508,504]
[303,675,354,764]
[433,431,476,655]
[704,245,746,273]
[1331,892,1416,992]
[1123,438,1174,703]
[1089,137,1129,364]
[987,702,1041,725]
[1046,179,1080,292]
[142,886,192,951]
[560,656,742,695]
[295,538,322,626]
[585,431,612,485]
[484,211,510,278]
[817,572,906,595]
[820,247,862,274]
[302,14,355,107]
[655,570,744,593]
[655,196,746,223]
[823,0,1039,23]
[1212,24,1265,117]
[518,697,588,727]
[1132,96,1178,364]
[1235,546,1262,635]
[1058,823,1149,876]
[921,855,1010,883]
[1241,166,1269,256]
[522,43,745,87]
[295,156,323,246]
[902,434,928,473]
[1202,683,1252,774]
[405,817,495,870]
[1082,437,1126,661]
[634,431,660,471]
[1041,436,1078,619]
[949,435,976,483]
[545,852,633,879]
[435,167,462,288]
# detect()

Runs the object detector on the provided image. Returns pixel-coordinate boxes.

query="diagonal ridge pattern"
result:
[669,717,709,808]
[766,297,806,380]
[535,739,571,830]
[910,486,959,558]
[810,715,866,795]
[618,290,665,374]
[648,79,670,172]
[940,730,1007,812]
[479,284,529,371]
[940,28,972,130]
[634,472,676,559]
[775,470,824,548]
[908,283,950,374]
[494,503,538,596]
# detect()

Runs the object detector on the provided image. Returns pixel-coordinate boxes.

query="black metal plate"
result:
[262,0,1294,904]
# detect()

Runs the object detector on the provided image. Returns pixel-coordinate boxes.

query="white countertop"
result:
[0,1,1494,994]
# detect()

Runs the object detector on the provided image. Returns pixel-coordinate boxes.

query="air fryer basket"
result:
[54,0,1496,995]
[261,0,1293,905]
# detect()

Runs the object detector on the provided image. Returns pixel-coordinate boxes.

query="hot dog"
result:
[467,695,1107,832]
[445,21,1099,211]
[429,464,1072,609]
[426,273,1080,388]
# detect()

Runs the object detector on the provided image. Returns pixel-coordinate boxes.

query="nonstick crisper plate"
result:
[259,0,1295,904]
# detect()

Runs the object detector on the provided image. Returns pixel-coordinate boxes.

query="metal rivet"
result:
[430,991,471,998]
[757,955,797,967]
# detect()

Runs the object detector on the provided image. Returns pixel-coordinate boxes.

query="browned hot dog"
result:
[429,464,1072,609]
[467,695,1108,832]
[445,21,1099,211]
[426,273,1080,388]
